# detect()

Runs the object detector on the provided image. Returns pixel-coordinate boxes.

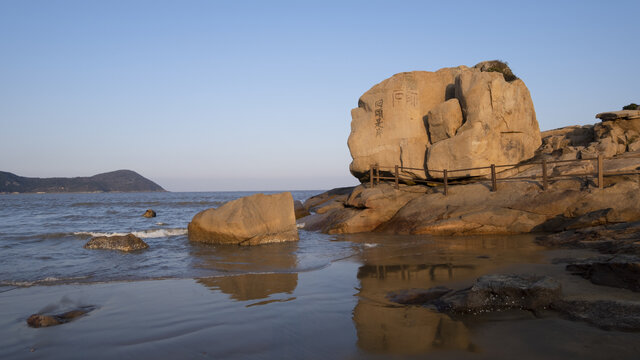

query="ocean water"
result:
[0,191,348,288]
[2,191,640,359]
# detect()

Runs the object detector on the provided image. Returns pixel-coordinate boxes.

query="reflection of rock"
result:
[84,234,148,252]
[197,273,298,301]
[188,192,299,246]
[27,306,96,328]
[353,301,473,354]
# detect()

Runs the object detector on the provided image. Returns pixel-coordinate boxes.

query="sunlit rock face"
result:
[348,61,541,181]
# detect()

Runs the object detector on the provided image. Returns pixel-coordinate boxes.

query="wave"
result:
[73,228,188,239]
[71,201,224,208]
[1,275,91,287]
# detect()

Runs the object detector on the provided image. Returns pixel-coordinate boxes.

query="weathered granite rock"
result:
[427,70,541,177]
[565,255,640,292]
[188,192,299,246]
[537,221,640,257]
[348,67,466,181]
[596,110,640,121]
[300,175,640,236]
[553,299,640,331]
[388,274,561,314]
[299,184,423,234]
[142,209,156,218]
[348,61,540,182]
[293,200,310,220]
[426,99,463,143]
[27,306,95,328]
[84,234,148,251]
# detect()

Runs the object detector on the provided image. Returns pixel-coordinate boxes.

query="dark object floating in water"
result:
[27,306,96,328]
[0,169,165,193]
[143,209,157,218]
[84,234,149,252]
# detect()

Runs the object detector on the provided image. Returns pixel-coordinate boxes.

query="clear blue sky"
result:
[1,0,638,191]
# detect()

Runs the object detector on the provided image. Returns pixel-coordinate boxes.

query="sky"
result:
[1,0,638,191]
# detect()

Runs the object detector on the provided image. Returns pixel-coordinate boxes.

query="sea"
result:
[2,191,639,359]
[0,190,338,288]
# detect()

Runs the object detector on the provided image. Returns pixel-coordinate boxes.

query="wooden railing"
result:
[369,153,640,195]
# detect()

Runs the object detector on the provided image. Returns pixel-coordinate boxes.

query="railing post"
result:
[542,159,548,190]
[443,169,448,196]
[597,155,604,189]
[369,165,374,188]
[394,165,399,189]
[491,164,497,192]
[376,165,380,186]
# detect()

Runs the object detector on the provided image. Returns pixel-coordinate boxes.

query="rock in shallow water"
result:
[84,234,149,252]
[188,192,299,246]
[27,306,96,328]
[388,274,562,314]
[565,255,640,292]
[142,209,156,218]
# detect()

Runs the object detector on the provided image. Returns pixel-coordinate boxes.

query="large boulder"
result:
[188,192,299,246]
[348,61,541,182]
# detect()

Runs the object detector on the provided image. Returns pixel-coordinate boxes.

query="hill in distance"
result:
[0,170,166,193]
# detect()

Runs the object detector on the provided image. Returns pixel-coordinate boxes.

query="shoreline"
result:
[3,234,640,358]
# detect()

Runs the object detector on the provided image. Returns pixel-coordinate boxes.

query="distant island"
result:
[0,170,165,193]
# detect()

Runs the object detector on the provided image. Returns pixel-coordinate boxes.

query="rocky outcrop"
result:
[389,275,561,314]
[388,274,640,331]
[84,234,149,251]
[188,192,299,246]
[348,61,541,182]
[299,175,640,236]
[565,255,640,292]
[142,209,156,218]
[538,113,640,160]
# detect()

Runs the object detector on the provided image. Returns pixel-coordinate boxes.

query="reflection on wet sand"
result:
[354,302,473,354]
[198,273,298,302]
[350,234,544,355]
[190,242,299,303]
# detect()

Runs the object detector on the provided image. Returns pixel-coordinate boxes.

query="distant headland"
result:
[0,170,165,193]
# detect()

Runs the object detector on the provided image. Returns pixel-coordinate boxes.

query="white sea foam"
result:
[2,275,90,287]
[364,243,378,248]
[74,228,187,239]
[297,223,305,229]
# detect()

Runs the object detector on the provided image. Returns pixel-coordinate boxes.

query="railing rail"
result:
[369,152,640,194]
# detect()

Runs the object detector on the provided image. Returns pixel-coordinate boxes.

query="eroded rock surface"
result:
[388,274,561,314]
[188,192,299,246]
[348,61,541,182]
[84,234,148,252]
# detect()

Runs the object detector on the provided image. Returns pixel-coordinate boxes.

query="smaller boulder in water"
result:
[27,306,96,328]
[143,209,156,218]
[84,234,149,252]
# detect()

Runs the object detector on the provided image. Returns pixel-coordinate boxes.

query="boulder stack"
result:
[348,61,541,181]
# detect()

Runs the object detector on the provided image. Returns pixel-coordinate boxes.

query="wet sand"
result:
[2,234,640,359]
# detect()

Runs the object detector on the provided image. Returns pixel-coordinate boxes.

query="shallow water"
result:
[1,192,640,359]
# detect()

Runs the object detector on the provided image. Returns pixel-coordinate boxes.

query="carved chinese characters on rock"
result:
[374,99,384,137]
